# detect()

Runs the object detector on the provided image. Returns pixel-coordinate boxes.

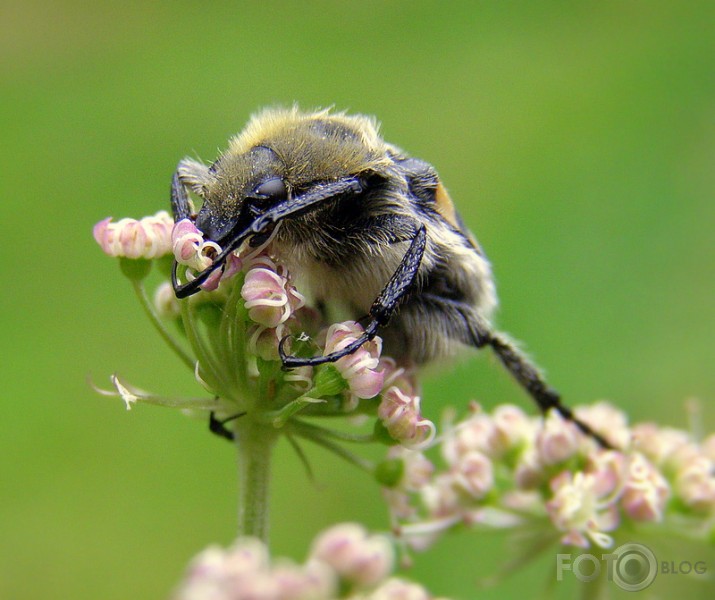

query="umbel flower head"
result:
[93,211,715,597]
[379,401,715,556]
[94,211,174,259]
[92,211,434,452]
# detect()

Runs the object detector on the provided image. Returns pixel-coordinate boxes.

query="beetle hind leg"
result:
[483,329,613,448]
[401,297,614,449]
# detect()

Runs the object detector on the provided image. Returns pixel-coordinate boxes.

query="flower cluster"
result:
[92,211,391,434]
[93,211,174,259]
[174,523,449,600]
[172,218,245,292]
[93,210,715,599]
[380,401,715,551]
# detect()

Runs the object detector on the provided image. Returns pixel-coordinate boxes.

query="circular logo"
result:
[612,543,657,591]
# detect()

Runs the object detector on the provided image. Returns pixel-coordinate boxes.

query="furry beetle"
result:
[170,107,610,447]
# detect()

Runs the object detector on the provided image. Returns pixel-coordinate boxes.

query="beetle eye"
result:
[254,177,287,200]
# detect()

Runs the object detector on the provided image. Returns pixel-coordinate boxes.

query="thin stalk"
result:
[234,416,279,541]
[132,280,194,370]
[285,432,316,483]
[290,423,375,473]
[220,277,243,361]
[290,418,377,444]
[179,298,228,394]
[217,273,248,394]
[261,395,326,427]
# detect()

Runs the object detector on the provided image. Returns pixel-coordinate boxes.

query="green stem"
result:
[291,418,377,444]
[260,394,326,427]
[290,423,375,473]
[179,298,227,395]
[222,274,250,392]
[132,280,195,371]
[234,415,279,541]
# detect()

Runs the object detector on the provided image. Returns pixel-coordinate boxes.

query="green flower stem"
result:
[235,415,279,541]
[179,298,228,395]
[299,396,381,418]
[131,280,195,371]
[261,394,326,427]
[222,275,250,392]
[290,422,375,473]
[290,418,377,444]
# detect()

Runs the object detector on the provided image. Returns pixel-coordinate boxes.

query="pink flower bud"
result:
[394,447,435,491]
[379,357,417,396]
[323,321,370,355]
[310,523,394,588]
[514,448,545,489]
[491,404,533,452]
[586,449,626,498]
[239,255,300,321]
[378,386,435,448]
[272,561,336,600]
[575,402,630,450]
[536,411,581,466]
[452,450,494,499]
[197,266,224,292]
[182,545,228,583]
[117,219,147,258]
[337,349,385,400]
[675,455,715,512]
[93,211,174,259]
[241,266,291,327]
[174,538,273,600]
[223,537,271,575]
[420,473,462,521]
[368,577,431,600]
[631,423,690,466]
[171,219,205,263]
[621,452,670,521]
[93,217,113,248]
[171,218,224,275]
[442,409,497,464]
[324,322,384,400]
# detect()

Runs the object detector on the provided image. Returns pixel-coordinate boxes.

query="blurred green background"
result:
[2,1,714,598]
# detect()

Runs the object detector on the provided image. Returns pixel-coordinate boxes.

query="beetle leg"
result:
[484,333,613,448]
[170,170,193,222]
[208,411,247,442]
[279,224,426,368]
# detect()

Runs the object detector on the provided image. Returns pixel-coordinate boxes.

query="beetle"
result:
[170,107,610,447]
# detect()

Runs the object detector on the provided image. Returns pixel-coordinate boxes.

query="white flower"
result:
[546,471,619,548]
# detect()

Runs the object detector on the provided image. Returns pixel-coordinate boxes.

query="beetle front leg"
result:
[170,170,193,222]
[279,224,427,368]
